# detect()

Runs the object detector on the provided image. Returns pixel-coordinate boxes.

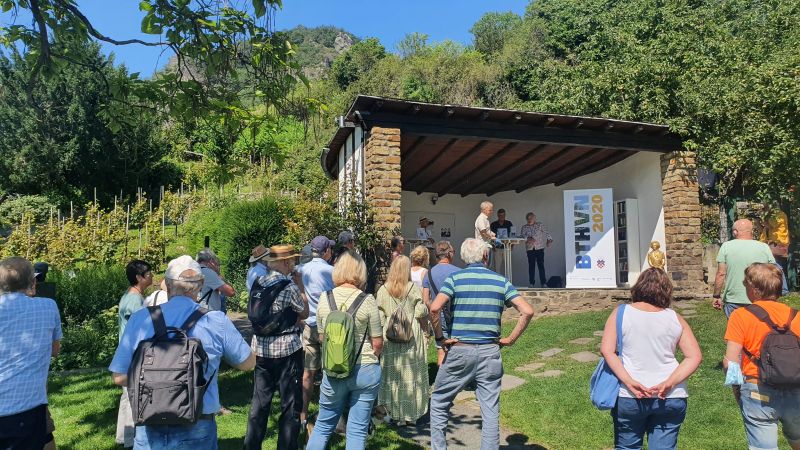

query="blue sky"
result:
[1,1,528,76]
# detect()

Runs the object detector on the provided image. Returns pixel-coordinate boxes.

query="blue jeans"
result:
[430,343,503,450]
[134,418,217,450]
[725,302,744,319]
[612,397,687,450]
[306,364,381,450]
[740,383,800,450]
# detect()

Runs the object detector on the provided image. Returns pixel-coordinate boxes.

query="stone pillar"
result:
[363,126,402,234]
[660,151,704,292]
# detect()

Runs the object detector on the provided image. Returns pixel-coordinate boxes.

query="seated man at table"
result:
[490,209,513,274]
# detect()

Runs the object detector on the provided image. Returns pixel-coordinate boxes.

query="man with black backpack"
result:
[109,255,255,450]
[723,263,800,450]
[244,244,309,450]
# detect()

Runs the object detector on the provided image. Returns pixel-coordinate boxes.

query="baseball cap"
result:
[165,255,204,282]
[299,244,314,264]
[310,236,335,254]
[337,230,355,245]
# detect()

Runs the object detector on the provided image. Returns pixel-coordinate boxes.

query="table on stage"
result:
[498,238,525,285]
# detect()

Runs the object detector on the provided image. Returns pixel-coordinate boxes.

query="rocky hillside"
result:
[283,25,357,79]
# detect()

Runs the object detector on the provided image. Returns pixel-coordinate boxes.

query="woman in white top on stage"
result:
[599,268,702,450]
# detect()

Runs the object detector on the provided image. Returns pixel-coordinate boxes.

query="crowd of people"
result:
[1,211,799,450]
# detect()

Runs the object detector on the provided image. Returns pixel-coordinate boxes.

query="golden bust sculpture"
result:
[647,241,665,269]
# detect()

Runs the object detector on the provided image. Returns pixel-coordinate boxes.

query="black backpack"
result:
[128,306,213,426]
[248,278,298,337]
[742,304,800,387]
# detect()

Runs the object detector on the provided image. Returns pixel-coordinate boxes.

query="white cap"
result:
[165,255,204,282]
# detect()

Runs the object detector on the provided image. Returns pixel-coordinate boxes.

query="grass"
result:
[48,295,800,449]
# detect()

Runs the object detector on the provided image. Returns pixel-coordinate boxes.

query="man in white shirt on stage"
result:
[475,201,498,268]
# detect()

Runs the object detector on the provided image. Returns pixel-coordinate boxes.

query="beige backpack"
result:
[385,285,415,343]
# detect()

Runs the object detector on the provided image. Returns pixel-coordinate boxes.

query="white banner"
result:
[563,189,617,288]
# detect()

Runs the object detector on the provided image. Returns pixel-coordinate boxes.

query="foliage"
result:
[470,11,523,56]
[53,307,119,371]
[0,0,306,136]
[0,195,56,229]
[283,25,358,79]
[0,42,172,205]
[330,38,386,90]
[284,188,342,248]
[49,264,128,325]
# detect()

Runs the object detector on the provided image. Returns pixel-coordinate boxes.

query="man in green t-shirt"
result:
[713,219,775,318]
[115,259,152,448]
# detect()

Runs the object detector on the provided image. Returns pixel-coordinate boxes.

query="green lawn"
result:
[48,295,800,449]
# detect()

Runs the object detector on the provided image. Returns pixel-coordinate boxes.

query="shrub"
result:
[49,264,129,325]
[0,195,57,228]
[53,307,118,371]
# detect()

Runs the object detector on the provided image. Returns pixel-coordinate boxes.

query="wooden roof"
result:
[322,96,682,196]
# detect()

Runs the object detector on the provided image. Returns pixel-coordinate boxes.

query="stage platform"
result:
[503,287,709,320]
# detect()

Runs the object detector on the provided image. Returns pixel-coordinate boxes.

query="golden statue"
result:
[647,241,665,269]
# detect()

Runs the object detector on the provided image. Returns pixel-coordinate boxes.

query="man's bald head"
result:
[732,219,754,240]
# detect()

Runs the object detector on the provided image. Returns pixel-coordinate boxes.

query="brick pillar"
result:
[660,151,704,292]
[363,126,402,234]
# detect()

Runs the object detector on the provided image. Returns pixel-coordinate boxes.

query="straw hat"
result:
[249,244,270,263]
[265,244,300,262]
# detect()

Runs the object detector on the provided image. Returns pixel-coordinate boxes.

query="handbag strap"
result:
[615,304,626,356]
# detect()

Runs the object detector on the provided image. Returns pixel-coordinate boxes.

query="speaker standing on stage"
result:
[520,212,553,288]
[490,209,514,274]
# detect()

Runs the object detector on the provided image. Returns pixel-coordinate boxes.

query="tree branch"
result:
[55,0,163,47]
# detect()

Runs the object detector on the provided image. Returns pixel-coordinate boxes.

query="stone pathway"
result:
[538,348,563,358]
[397,374,538,449]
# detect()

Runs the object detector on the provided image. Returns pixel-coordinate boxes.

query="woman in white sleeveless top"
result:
[600,268,702,450]
[409,246,429,290]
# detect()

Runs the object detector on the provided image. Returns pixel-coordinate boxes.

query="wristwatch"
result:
[713,294,721,299]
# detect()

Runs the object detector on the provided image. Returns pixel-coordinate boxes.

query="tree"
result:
[396,32,429,59]
[470,11,522,56]
[0,0,306,136]
[330,38,386,90]
[0,42,173,205]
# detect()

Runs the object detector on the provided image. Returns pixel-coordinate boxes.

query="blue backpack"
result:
[589,304,626,410]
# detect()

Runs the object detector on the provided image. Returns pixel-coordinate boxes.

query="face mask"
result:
[724,361,744,386]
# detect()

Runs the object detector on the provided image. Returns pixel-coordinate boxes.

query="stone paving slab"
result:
[680,309,697,315]
[531,369,564,378]
[517,362,545,372]
[593,330,605,336]
[501,374,526,391]
[569,337,595,345]
[539,347,563,358]
[570,351,600,363]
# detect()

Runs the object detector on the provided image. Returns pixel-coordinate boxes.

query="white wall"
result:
[337,126,365,211]
[400,151,666,287]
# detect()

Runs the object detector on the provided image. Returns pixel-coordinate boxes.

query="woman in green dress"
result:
[376,255,430,426]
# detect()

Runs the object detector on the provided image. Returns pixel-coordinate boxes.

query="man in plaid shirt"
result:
[244,244,309,450]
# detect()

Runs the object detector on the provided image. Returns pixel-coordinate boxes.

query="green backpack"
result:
[322,290,369,379]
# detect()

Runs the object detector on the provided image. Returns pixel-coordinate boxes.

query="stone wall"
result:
[660,151,705,292]
[363,126,402,234]
[501,288,707,321]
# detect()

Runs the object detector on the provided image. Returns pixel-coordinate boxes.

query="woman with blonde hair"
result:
[600,267,702,450]
[307,250,384,450]
[376,255,429,426]
[409,245,429,290]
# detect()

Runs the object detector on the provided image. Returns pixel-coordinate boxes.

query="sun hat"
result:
[419,216,434,225]
[265,244,300,262]
[249,244,270,263]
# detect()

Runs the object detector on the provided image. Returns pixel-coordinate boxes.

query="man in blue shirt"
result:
[298,236,335,429]
[429,239,534,450]
[110,255,255,450]
[246,245,270,293]
[422,240,461,366]
[0,257,62,450]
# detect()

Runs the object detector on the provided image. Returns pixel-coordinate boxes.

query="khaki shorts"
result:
[302,324,322,371]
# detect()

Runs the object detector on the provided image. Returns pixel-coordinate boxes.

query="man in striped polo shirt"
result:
[430,238,534,450]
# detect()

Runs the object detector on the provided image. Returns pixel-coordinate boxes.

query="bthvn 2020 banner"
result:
[563,189,617,288]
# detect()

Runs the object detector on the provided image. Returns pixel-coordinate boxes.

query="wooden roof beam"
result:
[485,146,576,195]
[438,142,518,195]
[462,144,548,196]
[511,146,586,193]
[554,150,633,186]
[416,140,490,194]
[533,148,605,186]
[402,135,428,161]
[403,138,458,187]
